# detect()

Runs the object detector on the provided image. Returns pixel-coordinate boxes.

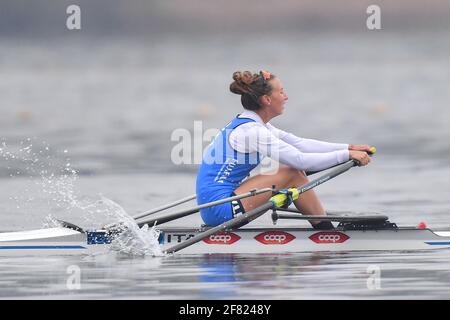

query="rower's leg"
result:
[289,170,326,217]
[234,165,296,211]
[235,165,328,226]
[288,171,333,228]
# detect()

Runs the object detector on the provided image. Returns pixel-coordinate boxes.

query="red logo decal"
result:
[254,231,295,245]
[203,232,240,245]
[309,232,349,244]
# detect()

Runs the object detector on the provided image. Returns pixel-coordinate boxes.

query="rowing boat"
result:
[2,155,449,256]
[1,222,450,256]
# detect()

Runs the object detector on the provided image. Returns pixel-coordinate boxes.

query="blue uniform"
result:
[196,116,262,226]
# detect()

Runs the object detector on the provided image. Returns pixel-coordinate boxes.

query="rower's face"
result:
[267,78,288,115]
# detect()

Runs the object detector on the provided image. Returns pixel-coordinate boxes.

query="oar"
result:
[135,187,274,227]
[164,159,360,254]
[132,194,197,220]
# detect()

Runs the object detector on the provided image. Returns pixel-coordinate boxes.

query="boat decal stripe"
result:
[425,242,450,246]
[0,245,86,250]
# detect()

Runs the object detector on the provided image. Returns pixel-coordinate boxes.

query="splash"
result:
[1,138,164,257]
[42,214,63,228]
[95,196,164,257]
[1,138,78,212]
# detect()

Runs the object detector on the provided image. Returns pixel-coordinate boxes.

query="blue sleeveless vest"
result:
[196,116,262,206]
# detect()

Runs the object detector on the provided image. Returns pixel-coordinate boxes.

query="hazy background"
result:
[1,0,449,175]
[2,0,450,36]
[1,0,450,221]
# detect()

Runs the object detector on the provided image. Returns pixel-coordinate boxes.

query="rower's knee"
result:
[280,166,308,185]
[290,169,308,185]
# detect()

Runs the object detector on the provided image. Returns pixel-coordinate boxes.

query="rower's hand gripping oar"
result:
[164,157,365,254]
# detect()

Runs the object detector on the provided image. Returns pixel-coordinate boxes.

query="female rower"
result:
[196,70,372,229]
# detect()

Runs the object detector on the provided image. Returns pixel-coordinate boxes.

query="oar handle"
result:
[350,146,376,167]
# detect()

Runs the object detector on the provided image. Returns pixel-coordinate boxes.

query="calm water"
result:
[2,250,450,300]
[1,32,450,299]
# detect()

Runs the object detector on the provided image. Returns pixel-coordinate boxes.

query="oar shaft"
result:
[164,202,274,254]
[297,160,356,194]
[136,187,274,227]
[133,194,197,220]
[137,207,199,227]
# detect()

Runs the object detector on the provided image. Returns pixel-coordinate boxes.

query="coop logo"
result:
[203,232,240,245]
[254,231,295,245]
[309,232,349,244]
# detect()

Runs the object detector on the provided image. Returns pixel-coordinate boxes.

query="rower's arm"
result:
[266,123,349,153]
[254,126,350,172]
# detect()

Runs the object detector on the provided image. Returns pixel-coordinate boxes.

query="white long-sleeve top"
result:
[229,111,350,172]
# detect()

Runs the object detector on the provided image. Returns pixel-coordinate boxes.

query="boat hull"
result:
[1,227,450,255]
[160,227,450,254]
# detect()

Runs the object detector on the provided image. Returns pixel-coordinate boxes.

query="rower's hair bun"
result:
[230,71,258,95]
[229,70,275,111]
[233,71,256,85]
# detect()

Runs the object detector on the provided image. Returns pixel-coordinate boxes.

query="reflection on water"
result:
[195,253,327,299]
[2,250,450,299]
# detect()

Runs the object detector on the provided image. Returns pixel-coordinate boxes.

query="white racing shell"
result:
[1,226,450,255]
